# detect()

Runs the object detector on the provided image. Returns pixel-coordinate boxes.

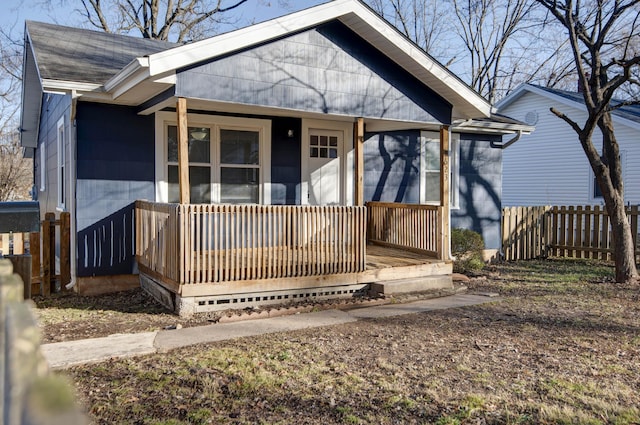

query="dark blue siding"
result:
[270,117,301,205]
[76,103,155,181]
[452,134,502,250]
[364,131,421,204]
[177,21,451,124]
[75,103,156,277]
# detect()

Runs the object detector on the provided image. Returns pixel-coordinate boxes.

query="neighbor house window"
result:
[419,131,459,208]
[167,125,212,204]
[56,117,65,209]
[592,151,625,200]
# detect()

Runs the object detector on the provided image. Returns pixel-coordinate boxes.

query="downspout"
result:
[490,129,523,261]
[490,130,522,149]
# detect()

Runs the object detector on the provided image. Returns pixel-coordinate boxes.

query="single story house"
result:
[20,0,531,314]
[497,83,640,207]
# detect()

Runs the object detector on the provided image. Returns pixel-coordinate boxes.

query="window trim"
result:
[40,141,46,192]
[56,117,66,210]
[155,112,271,204]
[419,130,460,209]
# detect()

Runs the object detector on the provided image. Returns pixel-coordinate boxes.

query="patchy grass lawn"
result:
[62,258,640,424]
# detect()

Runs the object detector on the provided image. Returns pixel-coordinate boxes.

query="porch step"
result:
[369,275,453,296]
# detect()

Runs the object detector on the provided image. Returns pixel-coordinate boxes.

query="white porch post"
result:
[439,125,450,261]
[176,98,190,204]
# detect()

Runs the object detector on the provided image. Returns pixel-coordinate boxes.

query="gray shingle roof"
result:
[26,21,177,85]
[533,84,640,125]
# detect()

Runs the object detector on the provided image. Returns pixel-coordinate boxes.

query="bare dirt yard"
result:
[36,259,640,424]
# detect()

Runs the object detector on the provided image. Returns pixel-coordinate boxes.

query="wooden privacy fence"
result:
[0,212,70,297]
[0,259,85,424]
[502,205,640,261]
[366,202,443,259]
[136,201,367,285]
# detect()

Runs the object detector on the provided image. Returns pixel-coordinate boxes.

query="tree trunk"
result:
[596,113,639,284]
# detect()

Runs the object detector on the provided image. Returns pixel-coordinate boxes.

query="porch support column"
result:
[354,117,365,206]
[439,125,450,261]
[176,97,190,204]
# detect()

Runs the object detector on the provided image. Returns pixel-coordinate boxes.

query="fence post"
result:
[60,212,71,289]
[29,231,41,296]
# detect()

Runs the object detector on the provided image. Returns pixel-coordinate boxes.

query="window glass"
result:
[220,129,259,165]
[168,165,211,204]
[167,126,210,163]
[220,168,259,204]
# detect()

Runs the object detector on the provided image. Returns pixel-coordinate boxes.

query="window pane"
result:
[310,135,319,146]
[167,126,210,163]
[220,168,259,204]
[220,129,259,165]
[310,147,319,158]
[188,128,210,163]
[424,172,440,204]
[423,140,440,171]
[168,165,211,204]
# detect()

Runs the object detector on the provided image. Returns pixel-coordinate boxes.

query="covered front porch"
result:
[136,200,452,315]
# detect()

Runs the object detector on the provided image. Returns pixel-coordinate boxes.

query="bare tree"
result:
[70,0,250,42]
[537,0,640,283]
[367,0,451,61]
[0,133,32,202]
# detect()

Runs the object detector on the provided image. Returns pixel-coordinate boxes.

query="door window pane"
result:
[220,168,259,204]
[220,129,259,165]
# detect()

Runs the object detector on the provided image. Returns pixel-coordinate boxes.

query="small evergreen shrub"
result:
[451,228,485,273]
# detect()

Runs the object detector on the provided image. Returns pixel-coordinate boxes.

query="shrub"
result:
[451,228,485,273]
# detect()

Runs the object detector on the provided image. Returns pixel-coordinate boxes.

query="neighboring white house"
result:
[497,83,640,207]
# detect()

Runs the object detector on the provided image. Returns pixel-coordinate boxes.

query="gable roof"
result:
[497,83,640,130]
[26,21,176,85]
[22,0,500,150]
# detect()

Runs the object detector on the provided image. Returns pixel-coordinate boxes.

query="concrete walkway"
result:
[41,293,499,369]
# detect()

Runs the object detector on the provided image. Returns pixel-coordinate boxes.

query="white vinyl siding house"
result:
[498,84,640,207]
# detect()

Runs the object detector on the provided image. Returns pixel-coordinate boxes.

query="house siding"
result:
[35,93,71,217]
[270,117,302,205]
[363,131,421,204]
[176,21,451,124]
[75,102,156,277]
[452,134,503,250]
[363,130,502,250]
[501,90,640,206]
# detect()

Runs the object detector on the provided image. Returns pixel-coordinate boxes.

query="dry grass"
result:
[62,258,640,424]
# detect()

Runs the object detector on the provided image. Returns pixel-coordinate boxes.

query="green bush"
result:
[451,228,485,273]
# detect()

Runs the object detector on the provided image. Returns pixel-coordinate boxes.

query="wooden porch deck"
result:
[136,201,452,315]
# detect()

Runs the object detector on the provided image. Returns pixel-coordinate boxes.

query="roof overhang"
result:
[106,0,492,120]
[452,118,535,135]
[20,29,42,150]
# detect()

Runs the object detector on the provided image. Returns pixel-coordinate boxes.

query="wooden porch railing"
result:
[136,201,367,285]
[366,201,443,259]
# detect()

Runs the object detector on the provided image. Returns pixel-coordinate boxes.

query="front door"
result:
[306,129,343,205]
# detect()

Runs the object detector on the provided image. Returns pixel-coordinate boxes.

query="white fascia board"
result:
[42,79,104,93]
[20,28,43,149]
[104,57,149,93]
[452,119,534,135]
[141,0,490,118]
[146,0,353,76]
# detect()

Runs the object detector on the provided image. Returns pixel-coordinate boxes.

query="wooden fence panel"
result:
[502,205,640,261]
[501,206,550,261]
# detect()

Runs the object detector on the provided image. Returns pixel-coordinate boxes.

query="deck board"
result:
[365,244,439,270]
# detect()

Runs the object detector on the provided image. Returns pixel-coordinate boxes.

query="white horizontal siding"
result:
[500,90,640,206]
